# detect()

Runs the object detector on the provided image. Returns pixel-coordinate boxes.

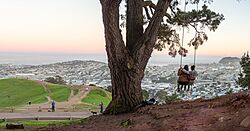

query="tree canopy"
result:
[100,0,224,114]
[123,0,224,56]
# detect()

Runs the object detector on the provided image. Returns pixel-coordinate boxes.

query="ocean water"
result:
[0,52,222,66]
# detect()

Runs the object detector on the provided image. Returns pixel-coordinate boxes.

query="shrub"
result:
[238,52,250,89]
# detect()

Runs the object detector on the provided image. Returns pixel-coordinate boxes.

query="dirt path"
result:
[38,92,250,131]
[26,81,93,112]
[35,80,51,93]
[0,112,91,120]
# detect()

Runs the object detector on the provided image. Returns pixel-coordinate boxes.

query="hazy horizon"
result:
[0,0,249,56]
[0,52,236,66]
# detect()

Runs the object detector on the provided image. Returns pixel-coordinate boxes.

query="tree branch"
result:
[144,7,151,20]
[142,0,156,8]
[134,0,172,67]
[100,0,127,62]
[126,0,144,53]
[142,0,172,21]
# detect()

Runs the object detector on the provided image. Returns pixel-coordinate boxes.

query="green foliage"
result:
[226,88,233,95]
[0,120,82,128]
[89,84,96,86]
[154,0,225,57]
[155,90,180,103]
[73,88,79,96]
[155,90,168,101]
[47,84,71,102]
[238,52,250,89]
[73,103,99,111]
[107,86,112,92]
[142,89,149,100]
[0,78,48,107]
[82,87,111,107]
[165,93,180,104]
[45,75,65,85]
[0,78,72,107]
[120,119,133,128]
[152,76,177,84]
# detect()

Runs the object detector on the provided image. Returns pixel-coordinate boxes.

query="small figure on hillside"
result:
[99,102,104,113]
[28,101,31,105]
[188,65,198,91]
[51,100,55,112]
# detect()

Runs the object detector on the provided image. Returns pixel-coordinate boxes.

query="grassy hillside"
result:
[0,78,72,107]
[47,84,71,102]
[81,87,111,107]
[0,78,48,107]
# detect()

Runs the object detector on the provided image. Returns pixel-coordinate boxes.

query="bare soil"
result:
[26,81,93,112]
[37,91,250,131]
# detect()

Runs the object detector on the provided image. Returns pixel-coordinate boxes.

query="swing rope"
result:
[180,0,199,67]
[179,0,187,67]
[193,2,199,66]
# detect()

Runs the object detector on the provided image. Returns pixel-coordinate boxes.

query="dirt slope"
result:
[38,91,250,131]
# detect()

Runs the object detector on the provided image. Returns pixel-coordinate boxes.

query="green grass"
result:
[73,88,79,96]
[72,103,99,112]
[0,78,48,107]
[47,84,71,102]
[0,119,83,128]
[0,78,72,107]
[81,87,111,107]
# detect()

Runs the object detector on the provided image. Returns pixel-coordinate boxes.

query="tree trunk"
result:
[104,58,144,114]
[126,0,143,52]
[100,0,171,114]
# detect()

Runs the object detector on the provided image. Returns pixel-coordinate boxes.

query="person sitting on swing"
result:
[177,65,189,92]
[187,65,198,91]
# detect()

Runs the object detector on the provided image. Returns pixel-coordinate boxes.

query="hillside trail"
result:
[25,81,93,111]
[38,91,250,131]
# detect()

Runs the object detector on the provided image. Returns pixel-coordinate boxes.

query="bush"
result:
[165,93,180,104]
[45,75,65,85]
[142,89,149,100]
[238,52,250,89]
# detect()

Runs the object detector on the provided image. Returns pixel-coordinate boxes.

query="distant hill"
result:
[219,57,240,64]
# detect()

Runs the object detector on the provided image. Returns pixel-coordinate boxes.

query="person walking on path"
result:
[99,102,104,113]
[51,100,55,112]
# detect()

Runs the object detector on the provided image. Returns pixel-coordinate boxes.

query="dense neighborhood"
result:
[0,59,243,102]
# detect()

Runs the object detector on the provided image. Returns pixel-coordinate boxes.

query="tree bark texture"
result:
[100,0,171,114]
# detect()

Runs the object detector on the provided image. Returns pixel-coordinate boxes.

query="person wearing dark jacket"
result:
[177,65,190,92]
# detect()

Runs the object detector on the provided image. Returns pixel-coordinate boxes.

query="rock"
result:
[219,117,225,122]
[240,116,250,127]
[6,123,24,129]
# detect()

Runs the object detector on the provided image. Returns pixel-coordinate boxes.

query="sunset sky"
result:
[0,0,249,57]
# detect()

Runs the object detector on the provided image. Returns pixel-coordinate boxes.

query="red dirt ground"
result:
[38,91,250,131]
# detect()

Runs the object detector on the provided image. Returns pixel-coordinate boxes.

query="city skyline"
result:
[0,0,249,57]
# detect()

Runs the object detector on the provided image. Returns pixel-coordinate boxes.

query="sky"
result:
[0,0,249,57]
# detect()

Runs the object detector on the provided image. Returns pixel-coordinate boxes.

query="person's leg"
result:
[177,83,180,92]
[180,84,183,91]
[183,84,186,91]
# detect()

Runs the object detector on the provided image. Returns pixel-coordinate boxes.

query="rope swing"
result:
[179,0,187,67]
[179,0,199,67]
[193,2,199,66]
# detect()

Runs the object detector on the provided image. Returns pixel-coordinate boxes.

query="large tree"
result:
[100,0,224,114]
